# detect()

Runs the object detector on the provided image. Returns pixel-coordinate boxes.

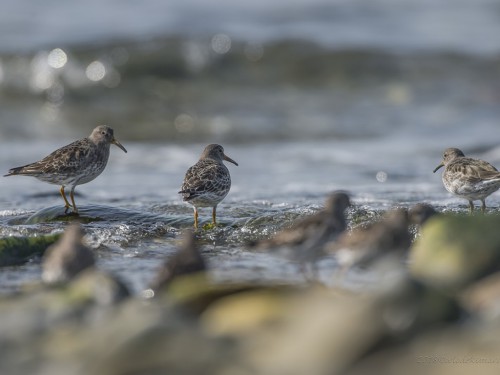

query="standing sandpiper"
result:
[179,144,238,229]
[4,125,127,213]
[434,148,500,213]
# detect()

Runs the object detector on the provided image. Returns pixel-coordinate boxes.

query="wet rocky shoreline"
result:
[2,205,500,375]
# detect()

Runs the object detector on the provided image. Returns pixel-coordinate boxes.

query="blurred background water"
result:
[1,0,500,293]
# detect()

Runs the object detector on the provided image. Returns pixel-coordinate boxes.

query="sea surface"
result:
[1,0,500,293]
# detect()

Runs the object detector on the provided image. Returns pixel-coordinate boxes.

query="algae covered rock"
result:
[409,214,500,291]
[0,234,61,266]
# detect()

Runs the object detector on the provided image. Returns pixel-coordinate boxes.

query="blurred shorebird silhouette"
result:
[408,203,438,227]
[329,208,412,277]
[251,191,351,279]
[42,223,95,284]
[150,230,206,291]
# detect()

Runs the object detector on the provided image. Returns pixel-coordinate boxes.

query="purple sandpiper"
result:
[179,144,238,229]
[434,148,500,213]
[4,125,127,213]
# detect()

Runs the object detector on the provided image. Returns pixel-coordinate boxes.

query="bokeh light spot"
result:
[110,47,129,66]
[86,61,106,82]
[47,48,67,69]
[386,83,412,105]
[210,116,232,135]
[376,171,388,183]
[40,102,60,121]
[211,34,231,54]
[32,71,54,91]
[174,114,194,133]
[103,69,121,88]
[244,43,264,61]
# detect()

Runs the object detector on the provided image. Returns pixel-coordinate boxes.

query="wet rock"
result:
[0,233,61,266]
[0,266,465,375]
[86,299,243,375]
[409,214,500,291]
[346,324,500,375]
[200,286,305,337]
[24,204,166,225]
[68,269,130,306]
[0,287,240,375]
[25,205,104,224]
[42,224,95,284]
[235,288,383,374]
[460,271,500,321]
[159,272,274,316]
[198,274,459,375]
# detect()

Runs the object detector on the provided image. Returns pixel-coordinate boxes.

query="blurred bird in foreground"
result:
[328,208,412,276]
[408,203,439,240]
[251,191,351,279]
[150,230,206,291]
[42,223,95,284]
[408,203,438,227]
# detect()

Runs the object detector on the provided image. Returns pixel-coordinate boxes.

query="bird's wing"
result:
[180,160,229,199]
[448,158,500,183]
[8,139,91,176]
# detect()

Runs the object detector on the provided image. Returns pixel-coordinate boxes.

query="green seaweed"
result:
[0,234,61,267]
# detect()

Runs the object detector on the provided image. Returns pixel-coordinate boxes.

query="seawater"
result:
[1,0,500,293]
[2,139,500,293]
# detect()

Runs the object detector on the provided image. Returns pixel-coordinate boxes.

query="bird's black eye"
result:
[101,131,107,135]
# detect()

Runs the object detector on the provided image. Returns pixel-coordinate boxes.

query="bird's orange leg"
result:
[59,186,72,210]
[194,207,199,229]
[70,187,78,214]
[212,206,217,226]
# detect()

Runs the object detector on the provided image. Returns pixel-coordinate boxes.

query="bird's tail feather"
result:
[4,164,40,177]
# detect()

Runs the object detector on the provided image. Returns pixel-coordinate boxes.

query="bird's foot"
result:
[202,222,220,230]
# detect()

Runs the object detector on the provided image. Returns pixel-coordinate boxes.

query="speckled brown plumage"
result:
[434,147,500,213]
[4,125,127,213]
[179,144,238,228]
